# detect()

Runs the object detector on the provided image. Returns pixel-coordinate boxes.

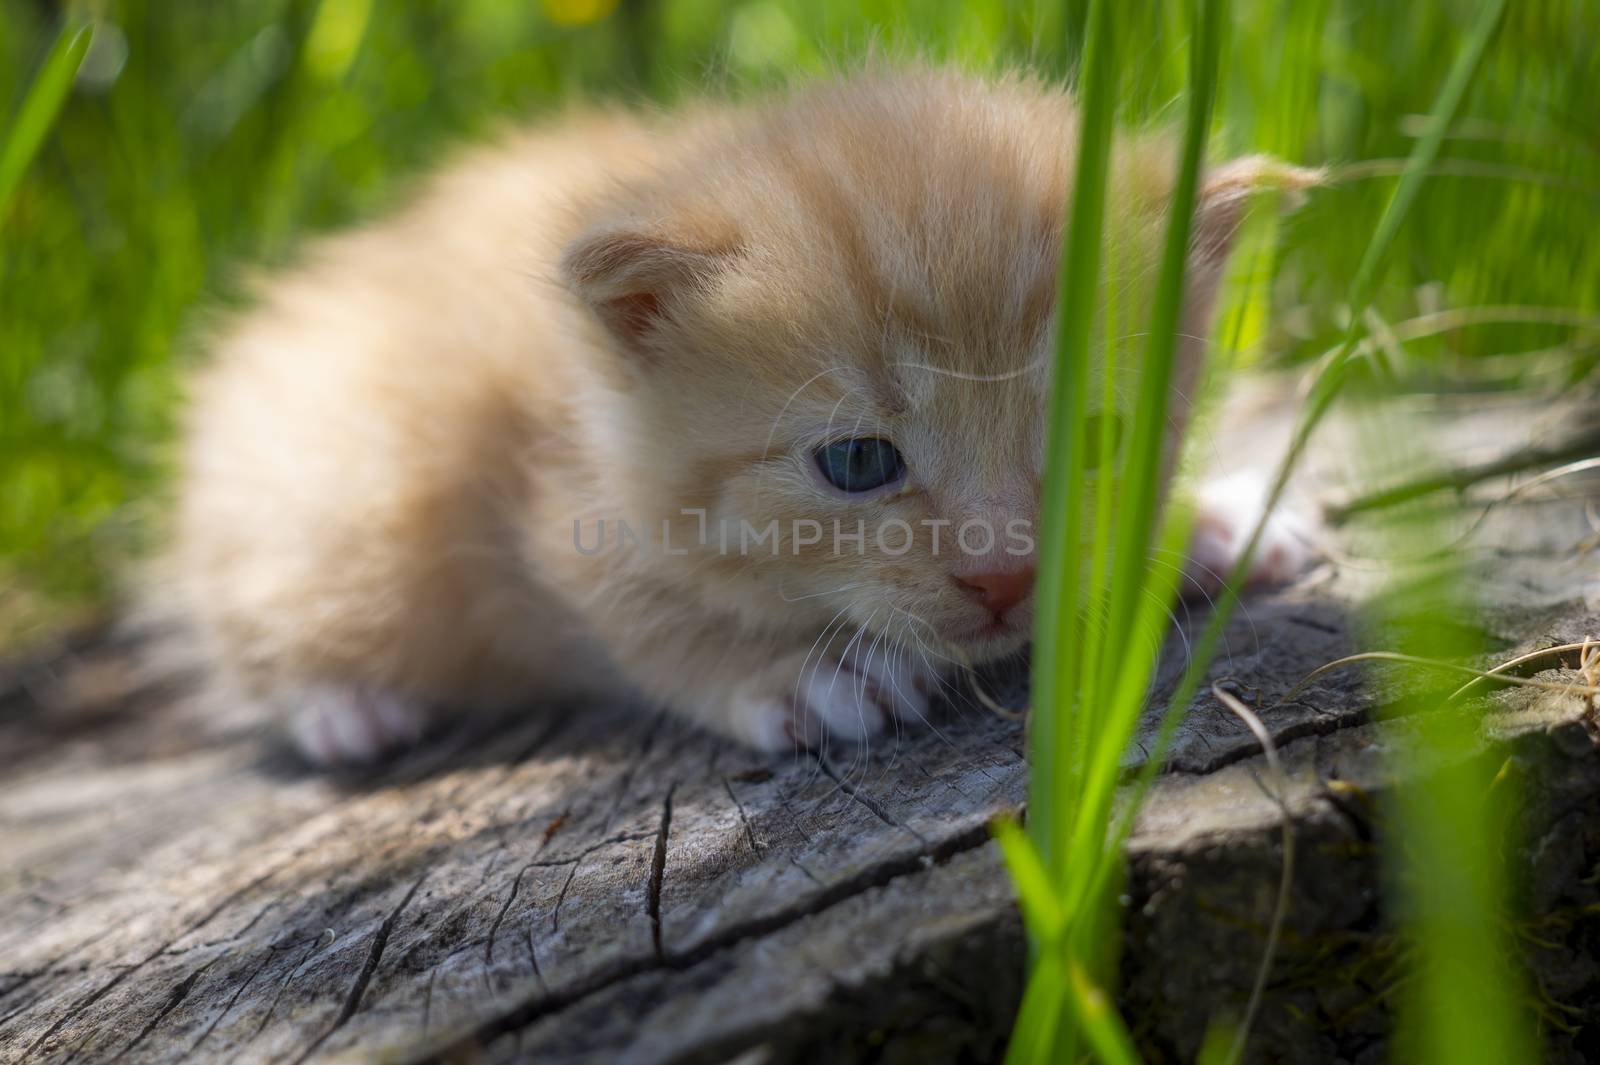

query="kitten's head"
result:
[563,70,1315,663]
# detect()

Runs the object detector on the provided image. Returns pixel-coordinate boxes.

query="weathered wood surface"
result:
[2,394,1598,1065]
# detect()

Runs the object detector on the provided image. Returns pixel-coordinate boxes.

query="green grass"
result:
[1004,0,1221,1058]
[0,0,1591,1058]
[0,22,90,222]
[1353,429,1539,1065]
[1005,0,1554,1060]
[2,0,1597,636]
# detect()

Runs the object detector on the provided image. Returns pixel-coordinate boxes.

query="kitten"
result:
[164,68,1316,765]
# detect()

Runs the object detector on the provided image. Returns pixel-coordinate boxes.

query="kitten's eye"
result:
[814,437,905,493]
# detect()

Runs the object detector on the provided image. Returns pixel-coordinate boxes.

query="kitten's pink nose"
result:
[952,567,1036,617]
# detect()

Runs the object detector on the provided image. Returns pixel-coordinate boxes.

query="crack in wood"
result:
[599,712,671,834]
[181,954,270,1060]
[1165,698,1374,777]
[913,758,976,803]
[17,862,286,1062]
[722,777,765,855]
[776,791,816,846]
[527,830,659,868]
[409,812,1000,1062]
[788,857,825,887]
[291,871,428,1065]
[507,713,575,766]
[548,864,580,935]
[243,941,320,1048]
[421,966,438,1038]
[524,926,548,995]
[485,863,536,969]
[0,927,116,1017]
[814,756,930,847]
[196,899,283,951]
[647,784,675,963]
[474,838,511,891]
[109,956,218,1063]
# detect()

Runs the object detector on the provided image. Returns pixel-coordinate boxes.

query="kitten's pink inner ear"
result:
[1192,155,1324,266]
[561,226,738,353]
[606,291,664,346]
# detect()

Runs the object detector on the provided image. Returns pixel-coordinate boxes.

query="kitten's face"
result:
[611,297,1051,663]
[563,72,1295,662]
[632,276,1052,663]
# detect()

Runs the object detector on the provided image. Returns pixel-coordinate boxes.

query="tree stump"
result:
[2,393,1597,1064]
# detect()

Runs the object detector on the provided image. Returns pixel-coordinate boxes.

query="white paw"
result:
[733,640,947,752]
[284,683,428,767]
[838,640,945,726]
[1186,474,1318,599]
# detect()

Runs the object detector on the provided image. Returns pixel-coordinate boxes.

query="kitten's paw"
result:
[732,644,946,752]
[284,683,428,767]
[1185,474,1318,599]
[837,642,947,727]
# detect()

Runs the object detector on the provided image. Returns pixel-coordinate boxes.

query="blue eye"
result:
[814,438,905,493]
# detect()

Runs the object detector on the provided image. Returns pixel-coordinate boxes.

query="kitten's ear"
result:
[1192,155,1324,267]
[561,224,739,354]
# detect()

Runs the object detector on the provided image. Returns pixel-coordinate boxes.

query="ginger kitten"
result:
[166,68,1314,765]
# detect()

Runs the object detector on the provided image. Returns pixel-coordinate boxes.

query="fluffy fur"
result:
[165,68,1312,764]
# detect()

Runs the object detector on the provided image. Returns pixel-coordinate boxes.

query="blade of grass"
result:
[1354,412,1537,1065]
[1012,1,1228,1059]
[1004,950,1069,1065]
[1071,162,1133,820]
[1035,7,1512,1055]
[0,22,91,226]
[1021,8,1121,1061]
[1029,0,1116,878]
[1105,0,1512,863]
[995,818,1066,944]
[1065,958,1142,1065]
[1064,510,1190,924]
[1093,0,1225,693]
[1062,0,1227,918]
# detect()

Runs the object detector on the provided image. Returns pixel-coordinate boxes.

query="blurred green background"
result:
[1,0,1596,643]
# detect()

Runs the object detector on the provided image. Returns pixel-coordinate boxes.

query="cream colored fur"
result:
[165,68,1312,764]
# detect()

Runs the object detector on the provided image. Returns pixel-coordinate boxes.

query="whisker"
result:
[887,359,1046,383]
[778,579,863,603]
[762,366,859,462]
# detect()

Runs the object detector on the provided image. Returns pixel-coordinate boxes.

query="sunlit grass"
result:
[1003,0,1221,1058]
[1,1,1597,631]
[1007,0,1548,1059]
[0,22,89,223]
[1346,397,1539,1065]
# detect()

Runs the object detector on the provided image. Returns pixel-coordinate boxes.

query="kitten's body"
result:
[168,70,1310,764]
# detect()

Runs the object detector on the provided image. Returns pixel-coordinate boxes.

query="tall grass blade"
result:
[1028,0,1116,878]
[1095,0,1225,681]
[995,819,1065,944]
[1004,952,1068,1065]
[1063,0,1227,917]
[1108,0,1513,854]
[1353,406,1538,1065]
[0,23,91,227]
[1065,959,1142,1065]
[1012,0,1228,1059]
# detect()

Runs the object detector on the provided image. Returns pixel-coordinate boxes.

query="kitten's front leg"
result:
[283,682,431,766]
[622,619,947,752]
[716,637,947,751]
